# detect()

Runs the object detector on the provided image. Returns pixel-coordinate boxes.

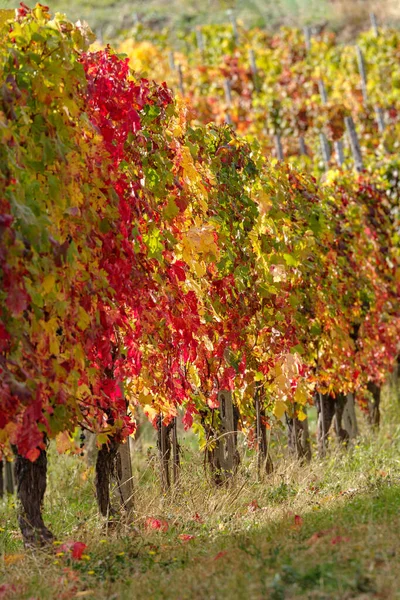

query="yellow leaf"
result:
[297,409,307,422]
[273,400,287,420]
[193,260,206,277]
[73,344,86,367]
[143,404,158,422]
[49,336,60,355]
[77,306,91,331]
[0,10,14,30]
[294,385,308,406]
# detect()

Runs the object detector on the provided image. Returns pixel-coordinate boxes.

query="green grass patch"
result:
[1,384,400,598]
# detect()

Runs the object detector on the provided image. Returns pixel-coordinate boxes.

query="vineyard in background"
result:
[0,2,399,564]
[2,0,400,41]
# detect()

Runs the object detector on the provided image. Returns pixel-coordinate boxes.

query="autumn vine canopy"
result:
[0,5,399,464]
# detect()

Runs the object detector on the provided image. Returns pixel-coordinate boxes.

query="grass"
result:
[1,383,400,599]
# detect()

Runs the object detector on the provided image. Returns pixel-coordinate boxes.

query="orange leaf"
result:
[3,554,25,566]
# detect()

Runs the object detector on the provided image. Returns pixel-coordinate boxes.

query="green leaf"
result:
[283,253,298,267]
[163,197,179,221]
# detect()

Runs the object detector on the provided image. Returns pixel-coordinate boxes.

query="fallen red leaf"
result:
[145,517,169,532]
[248,500,260,512]
[71,542,87,559]
[0,584,16,600]
[294,514,303,527]
[213,551,227,561]
[192,512,203,523]
[178,534,195,542]
[331,536,350,545]
[307,531,326,544]
[58,540,87,560]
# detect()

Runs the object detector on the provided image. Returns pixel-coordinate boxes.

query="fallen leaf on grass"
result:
[178,534,195,542]
[307,530,329,544]
[0,584,16,599]
[3,554,25,566]
[58,541,88,560]
[294,514,303,528]
[331,536,350,545]
[213,551,227,561]
[75,592,94,598]
[248,500,260,513]
[192,513,203,523]
[145,517,169,532]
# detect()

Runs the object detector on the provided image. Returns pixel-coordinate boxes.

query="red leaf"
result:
[213,551,227,561]
[25,447,40,462]
[307,530,329,544]
[59,541,87,560]
[71,542,87,559]
[294,514,303,527]
[6,285,29,316]
[145,517,169,532]
[331,536,350,545]
[0,584,16,600]
[248,500,259,513]
[182,406,195,430]
[192,512,203,523]
[178,534,195,542]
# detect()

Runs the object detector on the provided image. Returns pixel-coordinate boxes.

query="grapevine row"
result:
[0,5,398,542]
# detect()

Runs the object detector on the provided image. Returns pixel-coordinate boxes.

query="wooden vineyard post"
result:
[370,12,379,37]
[5,459,14,494]
[172,417,180,485]
[157,414,171,492]
[255,389,273,478]
[286,410,312,462]
[216,391,236,475]
[223,79,233,126]
[249,49,259,92]
[196,28,205,54]
[156,415,180,491]
[345,116,363,172]
[207,391,238,485]
[342,393,358,438]
[168,51,175,71]
[318,79,331,168]
[333,393,357,444]
[303,26,311,52]
[223,78,232,107]
[177,64,185,96]
[319,133,330,169]
[227,10,239,46]
[299,136,307,156]
[356,46,368,106]
[316,392,336,457]
[0,460,3,498]
[317,393,326,457]
[318,79,328,105]
[274,134,284,161]
[255,388,261,479]
[334,140,345,167]
[375,106,385,134]
[366,382,381,428]
[114,438,134,514]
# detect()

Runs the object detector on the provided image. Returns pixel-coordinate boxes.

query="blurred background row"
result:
[1,0,400,42]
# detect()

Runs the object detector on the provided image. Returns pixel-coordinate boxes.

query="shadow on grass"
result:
[123,482,400,599]
[1,470,400,599]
